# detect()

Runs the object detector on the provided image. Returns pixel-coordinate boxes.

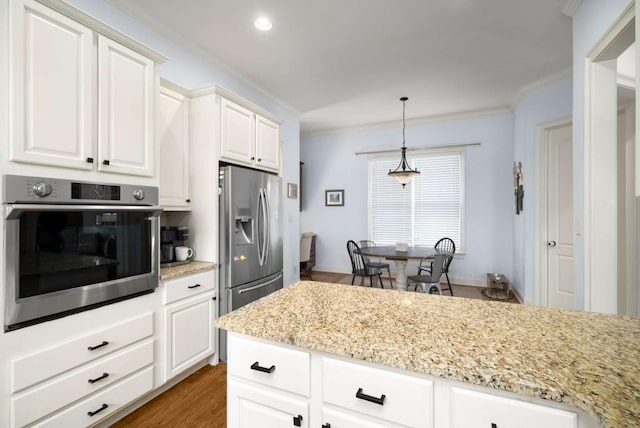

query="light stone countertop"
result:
[159,260,216,280]
[216,281,640,428]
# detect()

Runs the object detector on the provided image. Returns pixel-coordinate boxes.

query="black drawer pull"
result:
[87,341,109,351]
[87,403,108,417]
[292,414,302,426]
[322,424,331,428]
[186,199,191,203]
[88,372,109,384]
[86,157,94,163]
[103,159,110,165]
[250,361,275,373]
[356,387,385,405]
[258,158,262,162]
[491,424,497,428]
[188,284,201,289]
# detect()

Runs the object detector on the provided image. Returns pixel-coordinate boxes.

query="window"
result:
[368,149,464,251]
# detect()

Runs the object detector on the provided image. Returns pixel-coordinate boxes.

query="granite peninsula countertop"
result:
[159,260,216,280]
[217,281,640,428]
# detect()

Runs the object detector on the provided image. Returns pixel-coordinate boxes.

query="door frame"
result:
[535,117,572,307]
[583,4,635,313]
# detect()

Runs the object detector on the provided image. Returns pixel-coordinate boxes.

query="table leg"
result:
[393,260,408,291]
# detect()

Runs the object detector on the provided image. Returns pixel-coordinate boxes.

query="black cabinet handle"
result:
[103,159,110,165]
[250,361,275,373]
[356,387,385,405]
[292,415,302,426]
[491,424,497,428]
[251,156,255,160]
[88,372,109,384]
[187,284,201,289]
[87,403,108,417]
[186,199,191,203]
[87,341,109,351]
[86,157,94,163]
[322,424,331,428]
[212,296,217,301]
[257,158,262,162]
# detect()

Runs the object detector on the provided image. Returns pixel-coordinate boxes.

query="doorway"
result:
[584,6,637,315]
[536,119,574,309]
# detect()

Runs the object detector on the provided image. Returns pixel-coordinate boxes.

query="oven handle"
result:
[5,204,163,219]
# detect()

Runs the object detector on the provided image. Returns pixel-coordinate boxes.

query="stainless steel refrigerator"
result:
[219,165,283,360]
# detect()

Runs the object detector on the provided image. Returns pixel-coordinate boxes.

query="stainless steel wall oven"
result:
[3,175,161,331]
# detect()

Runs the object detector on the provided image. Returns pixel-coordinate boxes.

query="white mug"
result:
[175,246,194,261]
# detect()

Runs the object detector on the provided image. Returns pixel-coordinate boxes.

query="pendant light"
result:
[388,97,420,187]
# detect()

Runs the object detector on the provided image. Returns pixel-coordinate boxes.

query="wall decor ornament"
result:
[325,189,344,206]
[514,161,524,214]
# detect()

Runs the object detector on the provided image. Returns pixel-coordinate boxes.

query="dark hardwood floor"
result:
[114,270,517,426]
[112,364,227,428]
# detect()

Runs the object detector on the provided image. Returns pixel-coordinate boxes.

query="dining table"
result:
[359,245,442,291]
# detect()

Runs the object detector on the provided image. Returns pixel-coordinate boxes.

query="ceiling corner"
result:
[561,0,583,18]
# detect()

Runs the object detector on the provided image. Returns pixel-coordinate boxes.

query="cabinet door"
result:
[451,387,577,428]
[228,379,308,428]
[163,293,216,381]
[158,84,190,209]
[255,115,280,172]
[9,0,93,169]
[322,407,405,428]
[220,97,255,165]
[98,35,154,176]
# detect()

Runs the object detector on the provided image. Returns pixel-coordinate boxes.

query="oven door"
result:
[4,204,161,331]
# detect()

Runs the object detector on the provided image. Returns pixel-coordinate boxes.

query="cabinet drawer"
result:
[11,312,153,393]
[451,387,577,428]
[228,335,310,397]
[322,357,433,428]
[12,340,153,427]
[322,406,405,428]
[31,367,153,428]
[163,270,215,304]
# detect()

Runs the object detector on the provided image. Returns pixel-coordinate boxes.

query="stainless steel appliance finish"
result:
[219,165,283,359]
[3,175,161,331]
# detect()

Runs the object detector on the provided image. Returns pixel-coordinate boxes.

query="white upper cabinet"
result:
[9,0,94,169]
[158,82,190,209]
[255,114,280,171]
[221,98,255,165]
[98,35,154,176]
[190,86,281,173]
[9,0,164,177]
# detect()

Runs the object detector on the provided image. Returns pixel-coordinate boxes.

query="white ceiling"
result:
[108,0,572,134]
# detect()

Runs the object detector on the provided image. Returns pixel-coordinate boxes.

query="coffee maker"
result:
[160,226,189,265]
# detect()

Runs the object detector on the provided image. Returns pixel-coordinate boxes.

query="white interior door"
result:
[546,123,575,309]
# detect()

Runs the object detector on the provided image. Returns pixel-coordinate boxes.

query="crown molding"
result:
[36,0,167,63]
[510,68,572,109]
[301,107,512,139]
[561,0,583,17]
[106,0,300,117]
[188,85,283,124]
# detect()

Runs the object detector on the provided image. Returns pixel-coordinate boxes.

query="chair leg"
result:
[351,275,355,285]
[387,269,393,288]
[369,276,374,287]
[379,274,384,288]
[446,273,453,296]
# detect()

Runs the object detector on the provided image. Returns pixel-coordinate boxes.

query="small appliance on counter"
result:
[160,226,190,266]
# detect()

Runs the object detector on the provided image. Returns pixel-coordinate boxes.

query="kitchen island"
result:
[217,281,640,427]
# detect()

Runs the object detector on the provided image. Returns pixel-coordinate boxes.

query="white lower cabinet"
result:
[9,314,154,427]
[226,334,593,428]
[162,271,217,382]
[228,379,308,428]
[450,387,578,428]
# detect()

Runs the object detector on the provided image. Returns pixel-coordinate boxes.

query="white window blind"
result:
[368,149,464,250]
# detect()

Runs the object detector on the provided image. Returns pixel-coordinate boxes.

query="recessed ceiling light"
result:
[254,16,272,31]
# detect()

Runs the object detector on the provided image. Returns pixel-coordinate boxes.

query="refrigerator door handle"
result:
[257,188,264,266]
[238,273,283,294]
[263,187,270,265]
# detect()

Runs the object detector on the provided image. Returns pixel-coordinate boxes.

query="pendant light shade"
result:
[388,97,420,187]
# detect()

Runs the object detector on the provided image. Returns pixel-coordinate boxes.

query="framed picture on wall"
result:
[287,183,298,199]
[325,189,344,206]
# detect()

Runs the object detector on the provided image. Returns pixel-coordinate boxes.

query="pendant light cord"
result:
[402,98,406,149]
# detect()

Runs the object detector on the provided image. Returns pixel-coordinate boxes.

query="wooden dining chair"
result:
[347,240,385,288]
[417,237,455,296]
[408,254,451,294]
[358,240,393,288]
